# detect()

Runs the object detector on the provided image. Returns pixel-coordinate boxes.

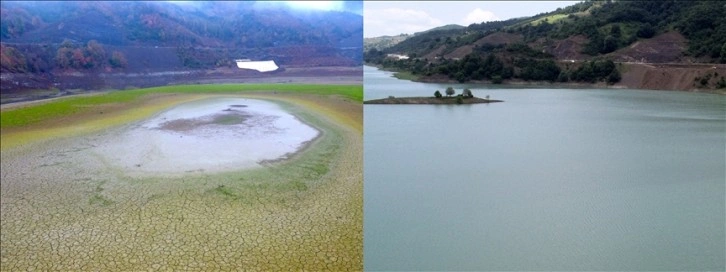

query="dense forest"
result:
[366,43,619,84]
[365,0,726,85]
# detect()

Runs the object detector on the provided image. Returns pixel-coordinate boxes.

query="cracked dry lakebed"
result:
[96,98,320,175]
[0,92,363,271]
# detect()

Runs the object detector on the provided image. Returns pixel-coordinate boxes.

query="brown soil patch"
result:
[157,112,255,132]
[474,32,523,46]
[537,35,588,61]
[608,31,687,63]
[1,66,362,95]
[442,33,524,60]
[423,45,447,61]
[618,62,726,92]
[444,45,474,60]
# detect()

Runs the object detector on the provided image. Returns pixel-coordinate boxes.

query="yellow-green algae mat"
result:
[0,90,362,271]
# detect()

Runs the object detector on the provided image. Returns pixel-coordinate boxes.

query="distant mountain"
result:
[0,1,363,73]
[413,24,465,36]
[365,0,726,91]
[364,24,466,52]
[363,34,410,52]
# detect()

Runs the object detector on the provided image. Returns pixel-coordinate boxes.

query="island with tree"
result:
[364,87,504,104]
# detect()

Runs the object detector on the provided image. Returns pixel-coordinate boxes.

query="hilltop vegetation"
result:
[363,34,410,52]
[365,0,726,90]
[363,25,465,53]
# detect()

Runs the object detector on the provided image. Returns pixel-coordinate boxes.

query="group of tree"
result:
[563,59,620,84]
[370,1,725,65]
[370,48,620,85]
[55,40,127,70]
[431,53,513,83]
[1,1,361,52]
[2,39,128,73]
[434,87,474,99]
[561,1,724,61]
[0,44,28,72]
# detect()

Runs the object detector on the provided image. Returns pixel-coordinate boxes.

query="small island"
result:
[364,87,504,104]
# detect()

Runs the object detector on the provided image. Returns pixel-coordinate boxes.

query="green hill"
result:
[364,0,726,91]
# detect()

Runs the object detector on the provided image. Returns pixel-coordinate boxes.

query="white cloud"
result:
[461,8,500,26]
[283,1,344,11]
[364,8,443,37]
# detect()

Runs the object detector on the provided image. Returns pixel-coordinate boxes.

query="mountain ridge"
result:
[0,1,364,95]
[1,1,363,72]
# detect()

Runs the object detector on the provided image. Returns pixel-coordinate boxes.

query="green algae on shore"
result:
[0,90,362,271]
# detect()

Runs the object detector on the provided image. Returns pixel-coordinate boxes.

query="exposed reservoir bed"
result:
[0,90,363,271]
[94,98,319,176]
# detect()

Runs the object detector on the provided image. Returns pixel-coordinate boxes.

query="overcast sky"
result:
[364,1,580,37]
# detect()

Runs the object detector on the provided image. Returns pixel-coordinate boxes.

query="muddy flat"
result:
[94,98,319,176]
[0,91,362,271]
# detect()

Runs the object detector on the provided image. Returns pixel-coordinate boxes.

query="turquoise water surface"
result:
[363,66,726,271]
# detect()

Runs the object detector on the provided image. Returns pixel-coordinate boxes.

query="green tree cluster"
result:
[566,59,620,84]
[515,58,561,81]
[462,88,473,98]
[434,90,442,98]
[445,87,455,97]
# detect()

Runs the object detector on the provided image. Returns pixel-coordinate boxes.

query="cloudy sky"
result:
[364,1,579,37]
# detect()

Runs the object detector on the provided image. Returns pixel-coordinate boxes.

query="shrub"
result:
[699,77,708,86]
[491,75,503,84]
[716,77,726,89]
[434,90,443,98]
[607,70,621,84]
[462,88,473,98]
[109,51,128,68]
[445,87,455,96]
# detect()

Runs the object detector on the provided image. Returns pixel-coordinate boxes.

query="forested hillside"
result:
[0,1,363,73]
[365,0,726,90]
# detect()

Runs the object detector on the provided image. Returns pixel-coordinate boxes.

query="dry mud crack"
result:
[0,93,363,271]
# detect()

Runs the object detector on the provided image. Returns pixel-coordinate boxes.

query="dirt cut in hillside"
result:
[618,63,726,92]
[609,32,687,63]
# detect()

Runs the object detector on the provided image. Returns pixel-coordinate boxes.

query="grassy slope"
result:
[530,13,568,26]
[392,70,420,81]
[0,84,362,149]
[1,84,362,128]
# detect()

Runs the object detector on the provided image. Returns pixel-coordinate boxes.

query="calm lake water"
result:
[363,66,725,271]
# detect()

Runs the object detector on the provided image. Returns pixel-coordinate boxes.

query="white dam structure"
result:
[235,59,279,72]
